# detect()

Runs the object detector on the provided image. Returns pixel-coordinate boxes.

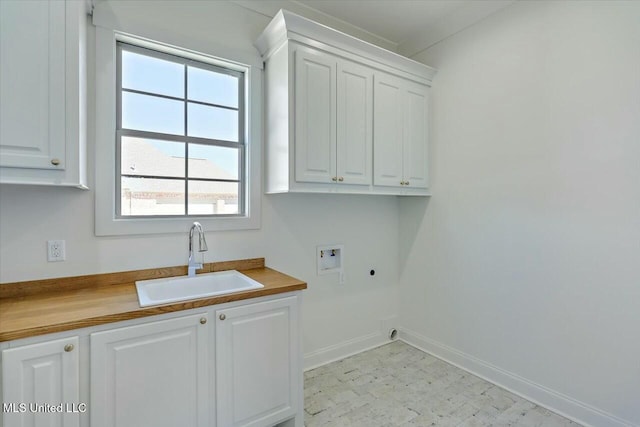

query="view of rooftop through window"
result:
[117,43,244,217]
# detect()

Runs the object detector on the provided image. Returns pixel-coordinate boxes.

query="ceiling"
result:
[294,0,471,45]
[233,0,515,57]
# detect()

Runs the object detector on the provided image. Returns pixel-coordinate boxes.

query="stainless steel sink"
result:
[136,270,264,307]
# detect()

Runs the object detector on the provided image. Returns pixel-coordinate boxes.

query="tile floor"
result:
[304,341,581,427]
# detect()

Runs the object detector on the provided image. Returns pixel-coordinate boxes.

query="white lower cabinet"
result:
[90,313,210,427]
[1,336,80,427]
[216,296,299,427]
[1,293,302,427]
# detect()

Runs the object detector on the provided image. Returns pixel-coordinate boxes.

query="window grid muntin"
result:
[121,87,241,112]
[116,42,245,218]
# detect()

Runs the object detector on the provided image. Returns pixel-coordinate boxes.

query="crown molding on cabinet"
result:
[255,9,436,84]
[233,0,398,52]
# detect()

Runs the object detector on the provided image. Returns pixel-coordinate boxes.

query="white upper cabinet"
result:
[0,1,66,171]
[373,74,405,187]
[0,0,87,188]
[403,81,430,189]
[293,45,373,186]
[294,46,337,184]
[256,9,435,196]
[374,72,430,189]
[337,59,373,186]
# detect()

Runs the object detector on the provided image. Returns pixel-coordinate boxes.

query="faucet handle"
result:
[199,233,208,252]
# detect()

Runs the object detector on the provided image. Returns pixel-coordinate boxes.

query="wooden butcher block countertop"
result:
[0,258,306,342]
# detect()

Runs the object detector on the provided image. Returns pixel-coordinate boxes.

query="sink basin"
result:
[136,270,264,307]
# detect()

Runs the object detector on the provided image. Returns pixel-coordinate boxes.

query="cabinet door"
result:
[294,46,336,184]
[90,314,209,427]
[216,296,299,427]
[337,59,373,186]
[2,336,80,427]
[0,0,66,170]
[403,82,429,189]
[373,73,404,187]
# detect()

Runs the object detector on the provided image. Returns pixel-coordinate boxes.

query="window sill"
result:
[94,213,260,236]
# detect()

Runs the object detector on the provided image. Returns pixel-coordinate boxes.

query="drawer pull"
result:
[64,344,74,352]
[200,317,207,325]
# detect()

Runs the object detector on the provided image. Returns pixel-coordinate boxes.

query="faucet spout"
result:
[188,222,208,277]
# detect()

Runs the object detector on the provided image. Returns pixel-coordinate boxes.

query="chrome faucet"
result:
[188,222,208,277]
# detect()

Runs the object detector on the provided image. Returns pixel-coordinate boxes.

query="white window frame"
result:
[95,27,262,236]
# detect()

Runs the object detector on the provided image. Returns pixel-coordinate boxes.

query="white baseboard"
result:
[303,331,391,371]
[400,328,636,427]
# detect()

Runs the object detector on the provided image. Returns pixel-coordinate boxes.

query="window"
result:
[94,28,261,236]
[116,43,245,217]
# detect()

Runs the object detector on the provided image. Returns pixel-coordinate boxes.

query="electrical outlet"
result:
[47,240,66,262]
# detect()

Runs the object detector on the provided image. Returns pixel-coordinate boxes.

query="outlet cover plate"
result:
[47,240,66,262]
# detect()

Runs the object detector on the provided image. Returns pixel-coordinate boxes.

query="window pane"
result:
[121,177,185,216]
[188,144,238,180]
[188,181,239,215]
[188,66,238,108]
[187,103,238,141]
[121,50,184,98]
[122,92,184,135]
[121,137,185,178]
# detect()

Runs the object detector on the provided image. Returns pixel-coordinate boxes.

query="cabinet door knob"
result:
[200,317,207,325]
[400,181,405,185]
[405,181,410,186]
[51,158,61,166]
[219,314,226,321]
[64,344,74,352]
[338,177,344,182]
[331,177,337,181]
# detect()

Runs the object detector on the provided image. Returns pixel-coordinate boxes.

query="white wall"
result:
[3,1,638,424]
[400,1,640,426]
[0,0,399,368]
